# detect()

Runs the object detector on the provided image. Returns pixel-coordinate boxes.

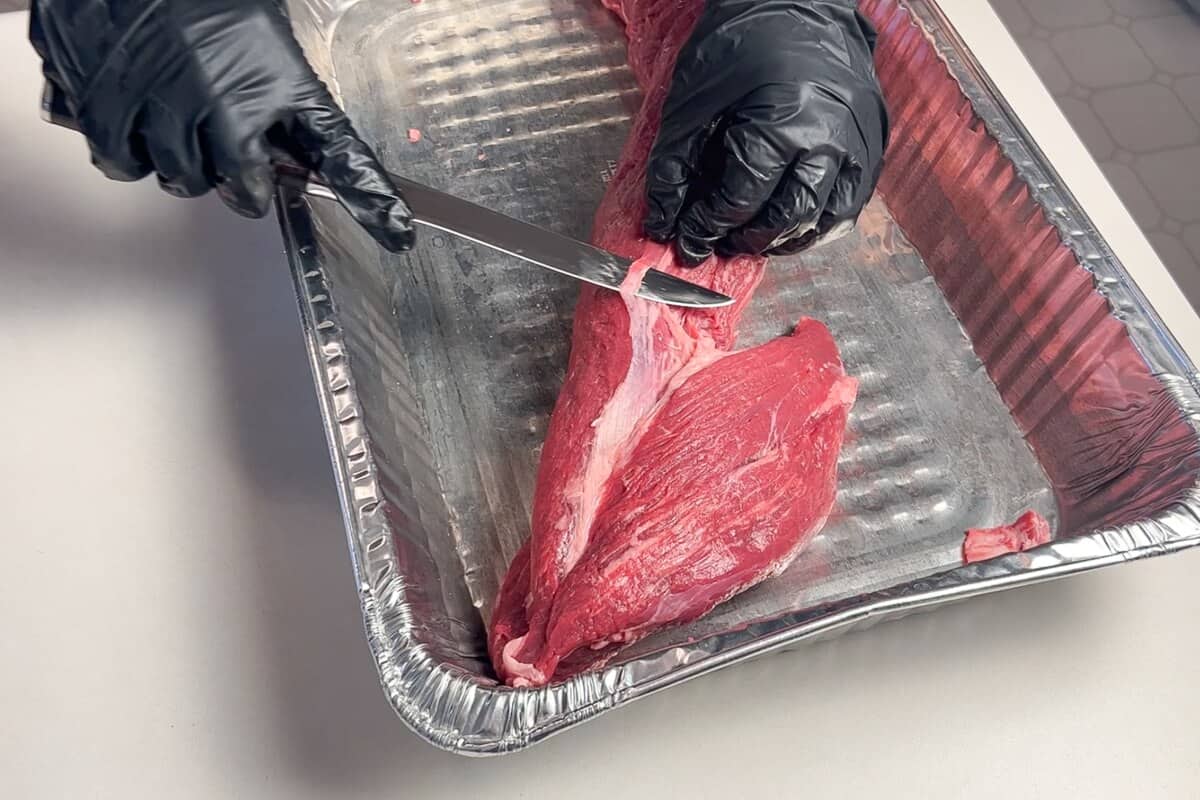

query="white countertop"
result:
[3,2,1199,796]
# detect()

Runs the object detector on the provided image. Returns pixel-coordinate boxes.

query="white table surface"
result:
[3,3,1199,797]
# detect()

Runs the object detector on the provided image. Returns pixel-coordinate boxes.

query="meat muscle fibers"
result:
[488,0,856,687]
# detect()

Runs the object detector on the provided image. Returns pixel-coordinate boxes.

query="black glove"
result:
[645,0,888,264]
[29,0,415,252]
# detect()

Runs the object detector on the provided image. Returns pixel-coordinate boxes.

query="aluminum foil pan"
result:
[276,0,1200,754]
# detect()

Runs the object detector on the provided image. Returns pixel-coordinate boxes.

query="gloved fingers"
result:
[88,139,154,183]
[806,164,864,248]
[805,138,872,249]
[672,122,790,265]
[720,150,841,257]
[290,100,416,253]
[154,162,213,200]
[824,160,868,227]
[767,231,821,256]
[643,120,716,243]
[136,101,214,200]
[215,163,276,220]
[82,106,154,183]
[204,119,277,219]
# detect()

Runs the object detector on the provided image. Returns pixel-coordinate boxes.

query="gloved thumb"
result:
[290,100,416,253]
[215,139,276,219]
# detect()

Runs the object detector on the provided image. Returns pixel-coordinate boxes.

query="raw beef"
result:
[962,511,1052,564]
[487,0,856,687]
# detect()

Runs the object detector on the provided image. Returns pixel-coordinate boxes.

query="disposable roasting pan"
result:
[276,0,1200,754]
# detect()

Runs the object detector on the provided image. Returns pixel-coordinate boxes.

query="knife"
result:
[41,83,733,310]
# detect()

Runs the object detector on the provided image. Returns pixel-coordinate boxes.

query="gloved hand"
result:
[29,0,415,252]
[645,0,888,264]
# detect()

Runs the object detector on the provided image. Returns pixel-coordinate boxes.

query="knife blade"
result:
[40,81,733,310]
[283,166,733,309]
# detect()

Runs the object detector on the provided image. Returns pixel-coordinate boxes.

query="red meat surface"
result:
[487,0,856,687]
[962,511,1052,564]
